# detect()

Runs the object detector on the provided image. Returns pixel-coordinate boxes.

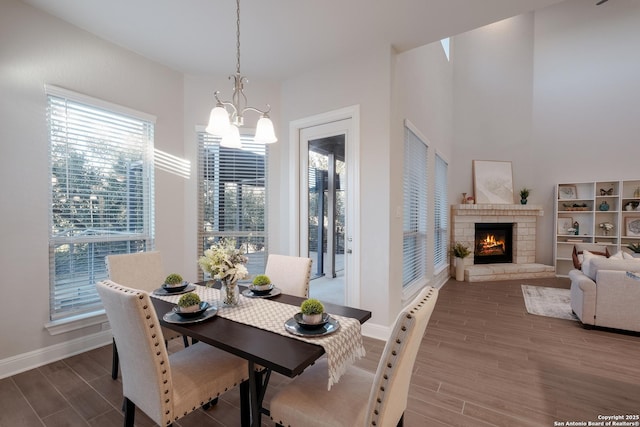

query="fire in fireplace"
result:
[474,223,513,264]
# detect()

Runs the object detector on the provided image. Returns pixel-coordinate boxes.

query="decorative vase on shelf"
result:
[520,198,528,205]
[599,201,610,211]
[220,280,239,306]
[461,193,467,204]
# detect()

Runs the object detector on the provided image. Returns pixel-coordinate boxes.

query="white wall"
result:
[279,45,396,327]
[449,0,640,265]
[531,0,640,262]
[0,0,185,362]
[393,41,455,298]
[182,74,281,279]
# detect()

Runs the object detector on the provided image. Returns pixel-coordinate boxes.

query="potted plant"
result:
[164,273,183,287]
[300,298,325,324]
[627,243,640,258]
[177,292,201,313]
[520,188,531,205]
[450,242,471,281]
[252,274,272,291]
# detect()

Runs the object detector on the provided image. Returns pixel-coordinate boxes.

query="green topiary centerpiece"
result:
[165,273,183,285]
[252,274,271,287]
[177,292,201,312]
[300,298,325,324]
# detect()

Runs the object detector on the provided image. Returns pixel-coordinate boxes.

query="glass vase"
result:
[220,280,239,306]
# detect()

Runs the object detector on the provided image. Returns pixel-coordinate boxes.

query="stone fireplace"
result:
[451,204,555,282]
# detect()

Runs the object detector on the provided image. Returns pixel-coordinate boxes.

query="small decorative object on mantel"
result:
[599,222,614,236]
[461,193,467,204]
[598,201,610,211]
[198,238,249,306]
[450,242,471,281]
[519,188,530,205]
[466,195,475,204]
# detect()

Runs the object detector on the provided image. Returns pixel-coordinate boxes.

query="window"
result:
[48,86,155,321]
[198,132,268,279]
[434,154,449,270]
[402,122,428,287]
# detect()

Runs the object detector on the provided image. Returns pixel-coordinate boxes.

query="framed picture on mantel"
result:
[473,160,514,204]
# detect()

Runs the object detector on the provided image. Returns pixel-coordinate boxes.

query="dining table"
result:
[151,282,371,427]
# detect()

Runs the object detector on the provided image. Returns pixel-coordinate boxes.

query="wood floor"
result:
[2,277,640,426]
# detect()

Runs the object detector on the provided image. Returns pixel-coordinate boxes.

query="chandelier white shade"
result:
[206,0,277,147]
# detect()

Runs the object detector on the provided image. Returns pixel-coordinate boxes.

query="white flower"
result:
[198,239,249,284]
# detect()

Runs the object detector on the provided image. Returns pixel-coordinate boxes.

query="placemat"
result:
[152,284,365,389]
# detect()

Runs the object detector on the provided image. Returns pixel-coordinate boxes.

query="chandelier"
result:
[205,0,277,148]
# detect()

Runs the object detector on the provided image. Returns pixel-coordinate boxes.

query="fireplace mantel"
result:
[450,203,554,281]
[452,204,544,216]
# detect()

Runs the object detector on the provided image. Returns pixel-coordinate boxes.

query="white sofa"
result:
[570,257,640,332]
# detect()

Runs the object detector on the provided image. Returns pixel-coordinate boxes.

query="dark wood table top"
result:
[152,284,371,378]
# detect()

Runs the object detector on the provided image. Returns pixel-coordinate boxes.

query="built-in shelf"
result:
[554,180,640,277]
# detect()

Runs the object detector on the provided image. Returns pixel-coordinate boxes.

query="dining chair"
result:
[264,254,312,298]
[269,286,439,427]
[106,251,188,379]
[96,280,251,427]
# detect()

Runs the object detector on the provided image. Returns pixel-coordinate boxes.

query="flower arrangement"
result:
[450,241,471,259]
[198,239,248,305]
[599,222,614,235]
[198,238,249,284]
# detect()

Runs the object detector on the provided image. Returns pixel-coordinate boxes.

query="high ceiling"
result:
[21,0,567,80]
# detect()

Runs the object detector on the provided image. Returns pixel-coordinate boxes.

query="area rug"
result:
[521,285,578,321]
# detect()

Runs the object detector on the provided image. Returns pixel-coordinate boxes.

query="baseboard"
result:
[0,330,113,379]
[361,322,391,341]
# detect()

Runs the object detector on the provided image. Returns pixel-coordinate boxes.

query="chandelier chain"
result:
[236,0,241,75]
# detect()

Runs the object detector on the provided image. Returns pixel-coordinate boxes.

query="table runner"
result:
[152,285,366,389]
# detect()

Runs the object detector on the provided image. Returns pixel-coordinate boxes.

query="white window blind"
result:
[48,86,155,320]
[402,124,428,287]
[434,154,449,269]
[197,132,268,279]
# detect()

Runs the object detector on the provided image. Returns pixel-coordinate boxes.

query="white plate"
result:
[284,316,340,337]
[163,304,218,324]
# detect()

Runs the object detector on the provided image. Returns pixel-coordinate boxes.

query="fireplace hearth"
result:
[474,223,512,264]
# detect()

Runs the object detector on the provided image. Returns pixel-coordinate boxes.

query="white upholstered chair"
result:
[96,280,250,427]
[269,286,439,427]
[106,251,187,379]
[264,254,312,298]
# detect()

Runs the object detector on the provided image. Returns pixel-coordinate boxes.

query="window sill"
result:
[45,310,108,336]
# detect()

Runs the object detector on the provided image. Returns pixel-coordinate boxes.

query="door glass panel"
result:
[307,135,345,304]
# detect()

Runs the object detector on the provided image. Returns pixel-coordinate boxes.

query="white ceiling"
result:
[21,0,567,80]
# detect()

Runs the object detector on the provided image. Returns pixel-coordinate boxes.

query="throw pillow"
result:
[610,251,625,260]
[582,250,608,280]
[572,246,610,269]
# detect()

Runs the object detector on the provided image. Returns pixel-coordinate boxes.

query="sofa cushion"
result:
[572,245,609,269]
[586,257,640,281]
